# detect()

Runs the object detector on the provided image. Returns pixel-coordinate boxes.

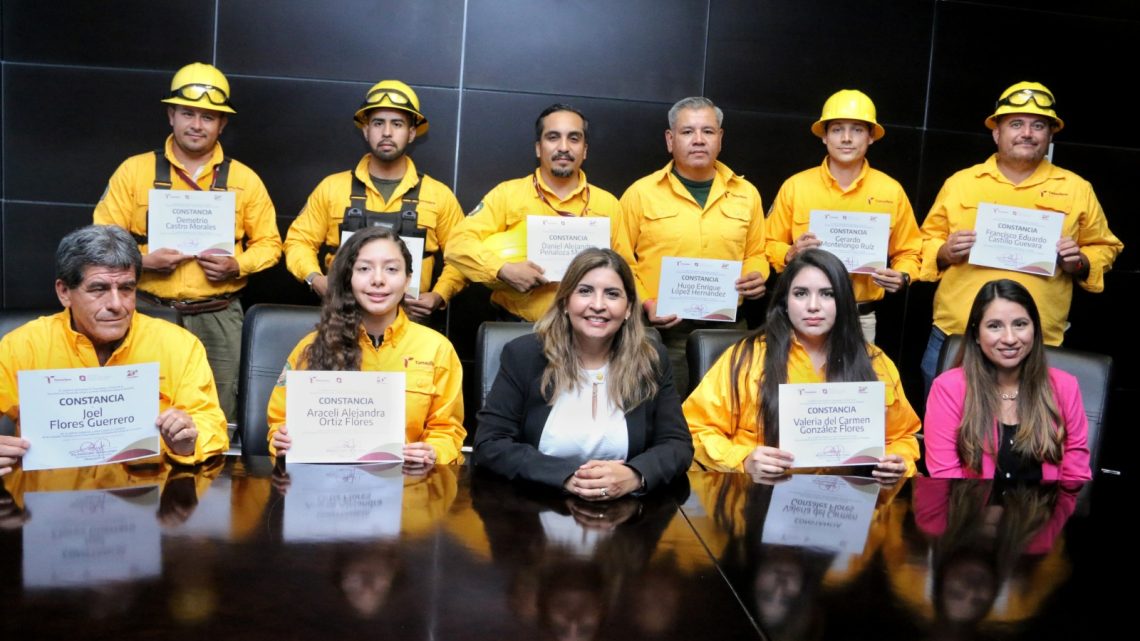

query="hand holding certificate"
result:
[526,215,611,282]
[18,363,161,471]
[284,370,406,463]
[969,202,1064,275]
[656,257,743,321]
[148,190,236,256]
[808,210,891,274]
[778,382,885,468]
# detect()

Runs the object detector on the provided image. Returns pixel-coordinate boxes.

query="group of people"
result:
[0,62,1118,494]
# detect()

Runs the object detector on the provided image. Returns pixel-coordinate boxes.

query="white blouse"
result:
[538,365,629,464]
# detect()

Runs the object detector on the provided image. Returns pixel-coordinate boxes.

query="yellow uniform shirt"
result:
[0,311,230,465]
[919,155,1123,344]
[284,155,467,302]
[266,309,465,464]
[445,169,619,321]
[614,161,769,303]
[766,158,922,303]
[93,136,282,300]
[682,337,920,474]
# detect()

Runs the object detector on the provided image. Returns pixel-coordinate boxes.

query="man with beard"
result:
[446,104,620,321]
[94,62,281,423]
[918,81,1123,388]
[285,80,466,323]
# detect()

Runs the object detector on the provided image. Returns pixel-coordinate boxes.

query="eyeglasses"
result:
[169,83,232,107]
[996,88,1056,110]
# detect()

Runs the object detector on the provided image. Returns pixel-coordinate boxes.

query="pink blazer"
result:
[924,367,1092,481]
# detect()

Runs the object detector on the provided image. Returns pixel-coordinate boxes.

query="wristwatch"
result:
[305,272,320,291]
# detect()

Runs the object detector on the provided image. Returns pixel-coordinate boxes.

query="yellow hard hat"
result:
[811,89,884,140]
[354,79,429,135]
[480,223,527,290]
[985,81,1063,131]
[161,62,235,114]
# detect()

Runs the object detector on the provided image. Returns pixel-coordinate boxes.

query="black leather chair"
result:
[237,304,321,456]
[936,334,1113,475]
[476,322,536,409]
[686,328,753,394]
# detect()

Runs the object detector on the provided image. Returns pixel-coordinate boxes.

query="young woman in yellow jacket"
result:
[267,227,465,467]
[683,249,920,480]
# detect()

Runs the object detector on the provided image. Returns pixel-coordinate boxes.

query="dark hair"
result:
[56,224,142,288]
[302,227,413,370]
[729,249,875,446]
[953,279,1062,471]
[534,103,589,143]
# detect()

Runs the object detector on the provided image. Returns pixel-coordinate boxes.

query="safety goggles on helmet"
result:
[996,88,1055,110]
[169,83,233,108]
[362,87,414,109]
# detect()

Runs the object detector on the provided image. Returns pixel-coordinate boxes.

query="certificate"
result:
[969,202,1064,275]
[284,370,405,463]
[761,475,879,554]
[340,230,426,299]
[283,463,403,541]
[18,363,161,471]
[778,381,885,468]
[147,189,235,255]
[656,256,742,321]
[23,486,161,588]
[809,210,891,274]
[526,215,611,281]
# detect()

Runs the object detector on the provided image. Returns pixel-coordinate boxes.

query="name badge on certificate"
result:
[526,215,611,282]
[808,210,891,274]
[656,257,742,321]
[340,231,426,299]
[778,381,885,468]
[284,370,405,463]
[969,202,1064,275]
[18,363,161,471]
[147,189,236,255]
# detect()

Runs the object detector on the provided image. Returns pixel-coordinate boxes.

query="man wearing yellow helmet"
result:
[284,80,467,324]
[918,81,1123,388]
[446,104,620,321]
[765,89,922,343]
[94,62,283,422]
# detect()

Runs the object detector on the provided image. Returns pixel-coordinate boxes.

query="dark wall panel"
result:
[706,0,933,126]
[2,202,88,308]
[927,2,1129,147]
[217,0,463,86]
[911,130,993,218]
[454,90,667,209]
[3,65,171,204]
[1,1,210,68]
[226,78,460,223]
[1052,142,1137,272]
[464,0,706,101]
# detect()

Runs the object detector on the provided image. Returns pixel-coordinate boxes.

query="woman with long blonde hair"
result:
[474,248,692,498]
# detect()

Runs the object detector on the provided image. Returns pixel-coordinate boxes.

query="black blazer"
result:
[474,334,694,490]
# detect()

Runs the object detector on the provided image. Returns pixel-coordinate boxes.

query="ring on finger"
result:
[600,488,607,497]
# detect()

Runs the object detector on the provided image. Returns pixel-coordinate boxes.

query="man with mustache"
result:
[918,81,1123,388]
[0,225,229,476]
[613,96,768,395]
[447,104,620,321]
[765,90,922,344]
[285,80,466,326]
[94,62,282,423]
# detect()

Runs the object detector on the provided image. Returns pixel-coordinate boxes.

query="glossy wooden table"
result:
[0,457,757,639]
[0,458,1125,639]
